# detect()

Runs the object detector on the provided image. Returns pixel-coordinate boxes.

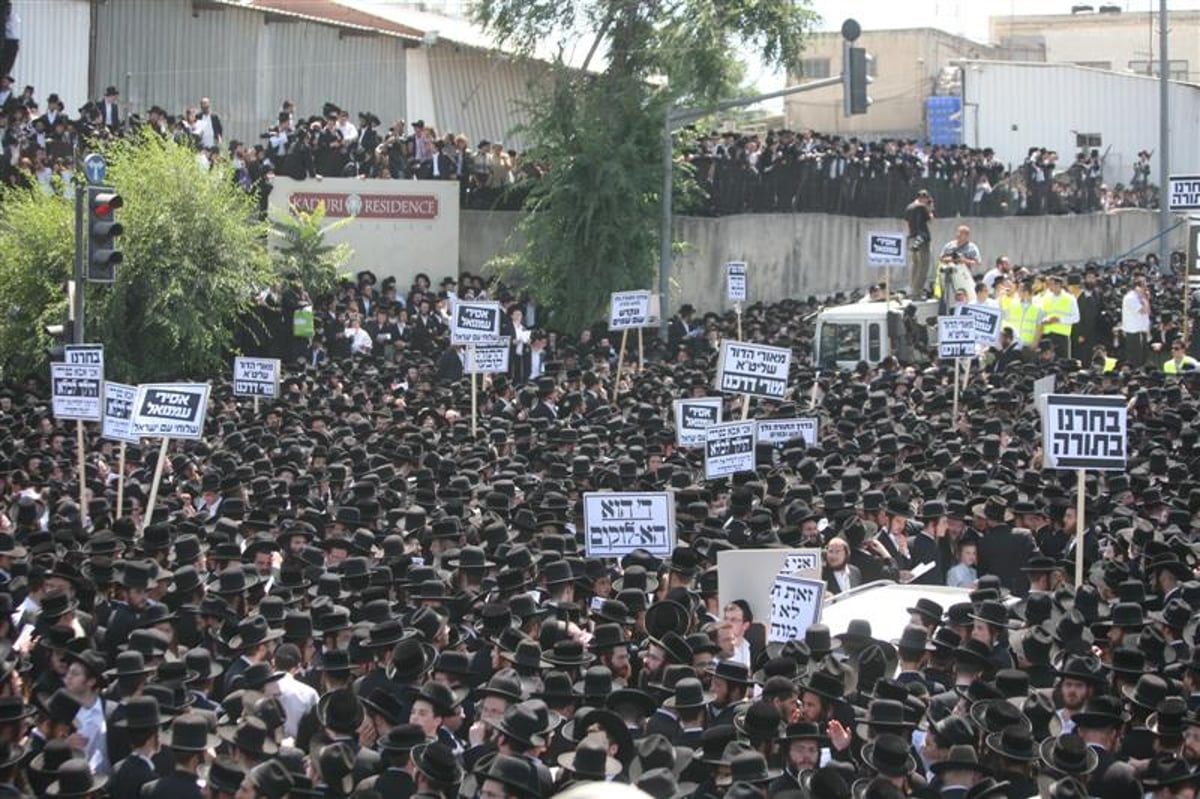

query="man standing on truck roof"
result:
[905,189,935,297]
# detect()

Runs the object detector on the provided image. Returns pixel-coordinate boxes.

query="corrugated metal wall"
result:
[12,0,90,114]
[426,46,539,149]
[962,61,1200,185]
[92,0,408,145]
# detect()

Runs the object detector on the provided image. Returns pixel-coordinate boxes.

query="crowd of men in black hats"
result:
[0,243,1197,799]
[680,130,1158,219]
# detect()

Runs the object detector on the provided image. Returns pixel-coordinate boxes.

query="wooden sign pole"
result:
[637,327,644,373]
[1074,468,1087,587]
[469,344,478,436]
[952,361,961,427]
[612,330,629,406]
[76,420,86,526]
[142,437,171,534]
[736,302,743,342]
[116,442,127,519]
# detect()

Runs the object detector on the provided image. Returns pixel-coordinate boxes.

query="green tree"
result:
[0,131,274,382]
[269,200,352,298]
[475,0,816,331]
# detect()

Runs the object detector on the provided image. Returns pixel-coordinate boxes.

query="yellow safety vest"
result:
[1040,292,1073,337]
[1104,357,1117,373]
[1164,356,1199,374]
[1004,302,1040,348]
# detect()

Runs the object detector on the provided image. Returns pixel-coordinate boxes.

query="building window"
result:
[1128,59,1189,80]
[1074,60,1111,70]
[1075,133,1102,149]
[801,58,831,79]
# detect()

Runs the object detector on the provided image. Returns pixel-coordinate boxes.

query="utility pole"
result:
[1159,0,1170,271]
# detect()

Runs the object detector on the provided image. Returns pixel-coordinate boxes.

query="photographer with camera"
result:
[937,224,980,312]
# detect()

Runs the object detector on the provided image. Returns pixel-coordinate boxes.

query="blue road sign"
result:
[84,153,107,185]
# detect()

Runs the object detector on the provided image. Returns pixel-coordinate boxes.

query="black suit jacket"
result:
[976,525,1036,596]
[144,770,203,799]
[908,531,943,585]
[110,754,157,799]
[991,343,1023,374]
[822,564,863,595]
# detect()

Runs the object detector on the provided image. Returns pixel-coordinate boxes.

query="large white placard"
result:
[466,339,511,375]
[131,383,211,440]
[673,398,723,448]
[450,301,503,344]
[726,262,747,302]
[1041,394,1127,471]
[51,345,104,422]
[767,575,825,644]
[582,492,674,558]
[233,357,281,398]
[961,304,1003,346]
[938,316,977,360]
[866,231,908,267]
[609,291,651,331]
[715,341,792,401]
[704,421,757,480]
[756,418,818,449]
[717,549,823,626]
[1168,174,1200,211]
[102,381,140,444]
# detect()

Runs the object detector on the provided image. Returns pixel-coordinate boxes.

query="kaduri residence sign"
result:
[288,192,440,220]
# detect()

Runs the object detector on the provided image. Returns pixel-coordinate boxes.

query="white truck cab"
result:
[814,298,941,369]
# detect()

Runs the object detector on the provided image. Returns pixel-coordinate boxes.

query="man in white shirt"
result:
[345,315,373,356]
[274,644,318,740]
[722,600,753,668]
[982,256,1011,290]
[64,650,109,776]
[1121,276,1152,367]
[194,97,223,150]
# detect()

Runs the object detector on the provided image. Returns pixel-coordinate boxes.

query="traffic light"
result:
[87,186,123,282]
[44,321,73,362]
[843,45,873,116]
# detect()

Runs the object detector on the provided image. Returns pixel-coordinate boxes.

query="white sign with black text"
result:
[582,492,675,558]
[102,381,140,444]
[866,231,908,267]
[1168,175,1200,211]
[756,418,819,449]
[767,575,825,644]
[131,383,211,440]
[726,262,747,302]
[466,339,511,375]
[1041,394,1127,471]
[715,340,792,400]
[673,398,723,448]
[961,304,1003,346]
[938,316,978,360]
[450,301,503,344]
[50,345,105,421]
[233,357,281,398]
[609,291,651,331]
[704,421,757,480]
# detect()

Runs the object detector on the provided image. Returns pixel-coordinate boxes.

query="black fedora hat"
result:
[317,688,365,735]
[854,699,913,740]
[1072,695,1130,730]
[412,681,465,718]
[663,677,715,710]
[388,636,436,681]
[861,733,917,777]
[489,704,547,748]
[207,758,246,795]
[1039,734,1099,776]
[378,723,426,753]
[112,696,166,730]
[985,725,1038,762]
[557,737,622,780]
[707,660,755,686]
[102,652,153,682]
[413,741,465,786]
[46,758,108,797]
[800,670,845,702]
[929,744,988,775]
[162,712,219,752]
[218,716,278,757]
[968,699,1032,735]
[227,615,283,651]
[473,753,540,799]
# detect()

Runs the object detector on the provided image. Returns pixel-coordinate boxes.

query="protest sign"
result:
[50,345,104,421]
[937,316,977,360]
[131,383,211,440]
[450,301,502,344]
[961,304,1003,346]
[715,341,792,400]
[726,262,747,302]
[673,398,723,448]
[609,291,651,330]
[716,549,823,627]
[767,575,825,644]
[582,492,674,558]
[1042,394,1127,471]
[756,418,818,448]
[704,421,756,480]
[233,357,281,398]
[466,338,511,374]
[1168,174,1200,211]
[865,232,907,267]
[102,381,140,444]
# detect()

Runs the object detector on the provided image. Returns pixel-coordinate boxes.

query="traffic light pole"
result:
[72,179,85,344]
[657,76,842,341]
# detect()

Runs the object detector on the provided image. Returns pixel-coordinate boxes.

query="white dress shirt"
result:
[277,672,319,739]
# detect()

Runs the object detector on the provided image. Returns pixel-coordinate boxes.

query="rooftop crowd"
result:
[0,224,1193,799]
[0,82,1158,219]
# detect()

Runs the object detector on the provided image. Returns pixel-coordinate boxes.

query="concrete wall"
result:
[460,209,1182,312]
